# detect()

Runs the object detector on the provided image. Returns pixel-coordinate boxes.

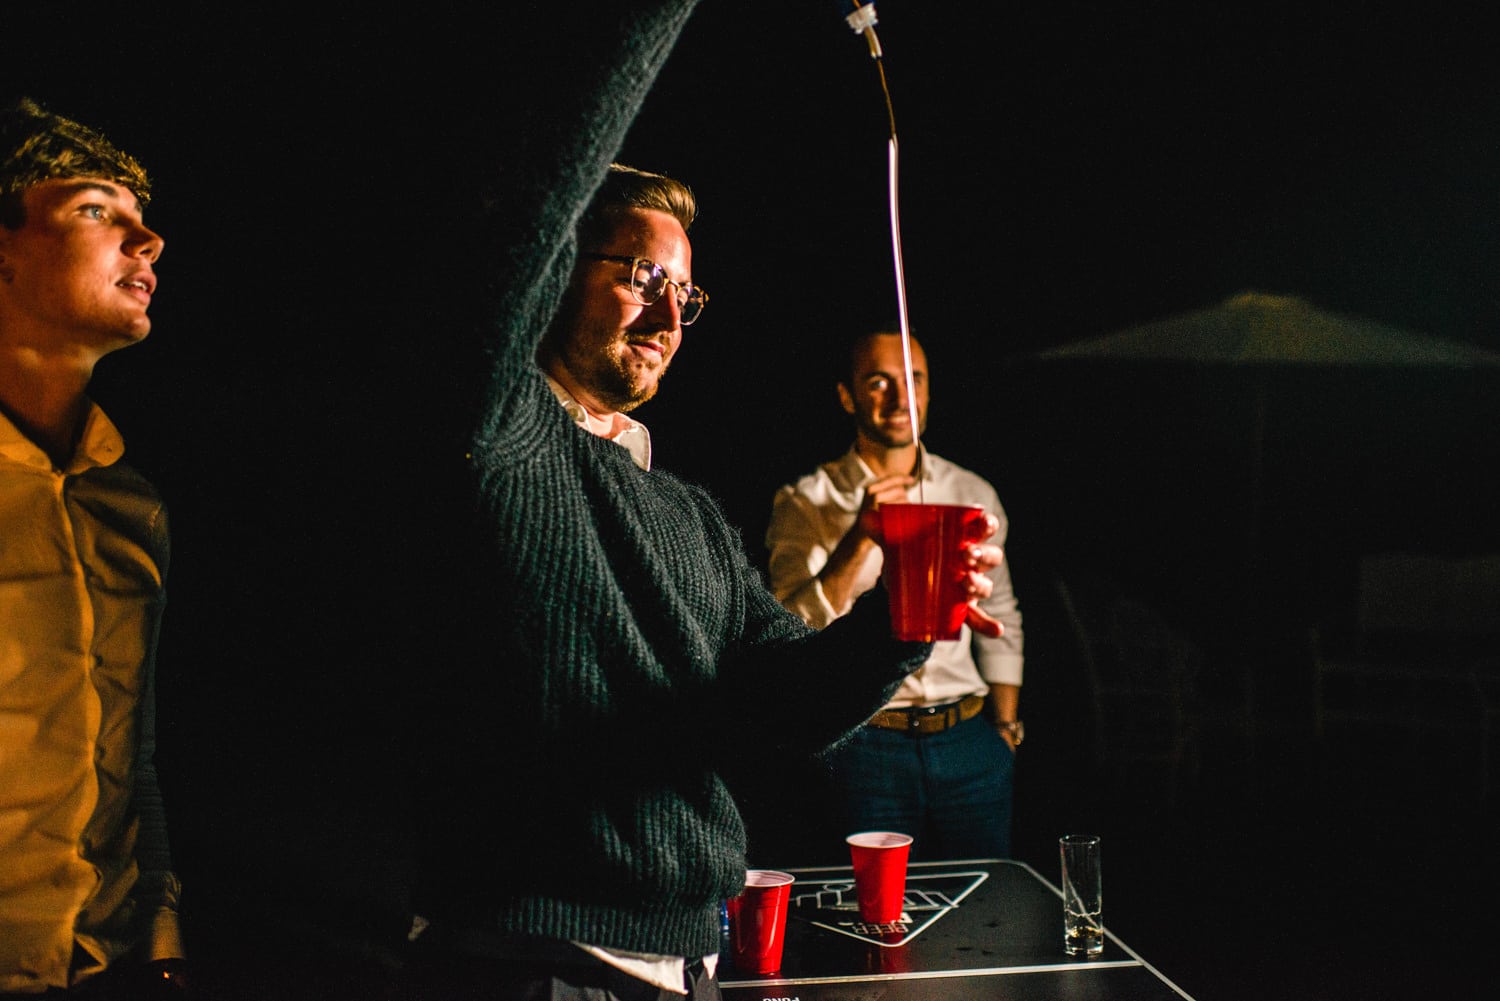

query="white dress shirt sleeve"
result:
[967,479,1025,687]
[766,484,846,628]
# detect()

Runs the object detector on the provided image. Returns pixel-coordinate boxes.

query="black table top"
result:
[719,859,1195,1001]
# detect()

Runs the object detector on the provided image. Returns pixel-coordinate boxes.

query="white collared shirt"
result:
[766,447,1025,704]
[547,376,652,471]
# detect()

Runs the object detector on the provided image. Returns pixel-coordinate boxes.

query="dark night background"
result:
[6,3,1498,998]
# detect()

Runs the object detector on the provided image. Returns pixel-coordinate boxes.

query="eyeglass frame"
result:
[578,252,708,326]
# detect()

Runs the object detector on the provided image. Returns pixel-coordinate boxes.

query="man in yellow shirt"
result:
[0,97,186,998]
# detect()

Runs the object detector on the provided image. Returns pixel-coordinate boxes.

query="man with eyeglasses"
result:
[533,168,708,473]
[765,330,1026,862]
[401,123,1012,1001]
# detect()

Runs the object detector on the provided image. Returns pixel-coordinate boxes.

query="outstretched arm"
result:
[466,1,702,454]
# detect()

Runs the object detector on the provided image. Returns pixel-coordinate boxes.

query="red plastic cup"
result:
[863,942,914,972]
[879,503,990,641]
[726,869,795,974]
[846,831,914,923]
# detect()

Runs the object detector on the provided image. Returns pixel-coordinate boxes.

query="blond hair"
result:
[1,97,150,227]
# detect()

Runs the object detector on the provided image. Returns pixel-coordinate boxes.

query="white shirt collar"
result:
[840,442,931,488]
[545,376,652,471]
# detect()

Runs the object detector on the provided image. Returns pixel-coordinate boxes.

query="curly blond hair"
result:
[1,97,150,227]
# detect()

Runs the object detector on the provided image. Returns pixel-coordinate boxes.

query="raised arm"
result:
[466,1,701,452]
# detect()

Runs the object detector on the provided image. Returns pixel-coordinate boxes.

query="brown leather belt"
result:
[868,694,986,736]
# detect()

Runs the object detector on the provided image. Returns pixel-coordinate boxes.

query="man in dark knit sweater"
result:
[404,4,1007,998]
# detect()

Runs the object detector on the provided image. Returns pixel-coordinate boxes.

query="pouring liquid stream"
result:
[887,136,924,504]
[851,5,922,503]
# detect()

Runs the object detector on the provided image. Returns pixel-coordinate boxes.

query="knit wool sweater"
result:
[417,0,933,961]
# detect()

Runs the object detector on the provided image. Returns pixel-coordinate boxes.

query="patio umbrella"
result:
[1035,290,1500,367]
[1024,291,1500,575]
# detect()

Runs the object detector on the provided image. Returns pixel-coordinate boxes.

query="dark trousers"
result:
[828,713,1015,860]
[400,939,722,1001]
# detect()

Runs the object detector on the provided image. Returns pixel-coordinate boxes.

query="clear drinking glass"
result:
[1060,834,1103,956]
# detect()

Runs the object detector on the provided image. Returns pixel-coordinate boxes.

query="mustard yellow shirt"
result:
[0,402,183,992]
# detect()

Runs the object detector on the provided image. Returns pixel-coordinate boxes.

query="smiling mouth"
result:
[118,279,153,295]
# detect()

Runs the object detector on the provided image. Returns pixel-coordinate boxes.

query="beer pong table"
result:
[719,859,1196,1000]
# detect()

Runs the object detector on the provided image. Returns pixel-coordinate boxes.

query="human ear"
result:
[836,382,856,416]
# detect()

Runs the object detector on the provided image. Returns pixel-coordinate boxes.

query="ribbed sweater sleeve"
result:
[471,0,699,455]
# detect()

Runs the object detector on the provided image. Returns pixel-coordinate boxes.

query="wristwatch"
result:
[996,720,1024,747]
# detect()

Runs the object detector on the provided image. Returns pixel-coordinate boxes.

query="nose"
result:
[888,380,909,410]
[644,286,682,330]
[125,221,164,263]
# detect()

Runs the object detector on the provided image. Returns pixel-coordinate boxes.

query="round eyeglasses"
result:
[580,253,708,326]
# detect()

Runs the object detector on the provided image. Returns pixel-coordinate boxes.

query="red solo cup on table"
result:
[726,869,795,974]
[845,831,914,923]
[879,503,989,641]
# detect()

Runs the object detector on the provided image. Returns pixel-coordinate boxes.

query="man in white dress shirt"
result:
[766,329,1025,859]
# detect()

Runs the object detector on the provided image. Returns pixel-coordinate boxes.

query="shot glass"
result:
[1060,834,1103,956]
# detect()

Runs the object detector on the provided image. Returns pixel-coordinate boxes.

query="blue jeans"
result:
[827,714,1014,860]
